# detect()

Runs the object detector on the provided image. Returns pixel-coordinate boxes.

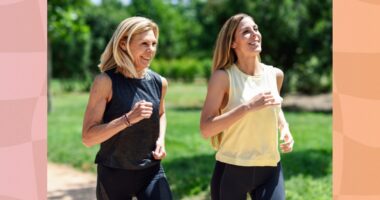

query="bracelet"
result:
[123,113,131,127]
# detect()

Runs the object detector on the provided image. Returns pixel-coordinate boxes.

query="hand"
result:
[152,138,167,160]
[247,91,281,111]
[279,125,294,153]
[127,100,153,124]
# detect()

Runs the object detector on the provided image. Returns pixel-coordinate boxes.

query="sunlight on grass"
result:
[48,81,331,199]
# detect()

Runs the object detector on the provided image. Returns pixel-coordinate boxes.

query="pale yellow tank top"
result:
[214,63,281,166]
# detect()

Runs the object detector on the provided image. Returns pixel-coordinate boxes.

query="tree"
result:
[48,0,92,80]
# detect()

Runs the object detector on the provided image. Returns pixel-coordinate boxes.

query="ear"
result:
[119,40,127,51]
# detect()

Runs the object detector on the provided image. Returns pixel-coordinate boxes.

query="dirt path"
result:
[48,162,96,200]
[282,93,332,112]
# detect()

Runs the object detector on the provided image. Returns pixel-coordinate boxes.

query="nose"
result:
[252,32,259,40]
[147,45,155,53]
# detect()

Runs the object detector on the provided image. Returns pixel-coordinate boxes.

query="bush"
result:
[151,58,211,82]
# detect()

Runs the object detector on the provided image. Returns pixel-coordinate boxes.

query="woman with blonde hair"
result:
[82,16,173,200]
[200,13,294,200]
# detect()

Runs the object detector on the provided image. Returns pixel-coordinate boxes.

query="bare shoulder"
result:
[272,67,284,91]
[209,69,229,86]
[160,76,168,89]
[207,69,229,95]
[94,73,111,84]
[273,67,284,79]
[91,73,112,100]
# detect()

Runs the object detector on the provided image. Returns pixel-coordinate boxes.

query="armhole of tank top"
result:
[152,71,163,99]
[158,75,163,100]
[271,66,281,95]
[263,64,279,96]
[103,70,113,103]
[221,69,232,112]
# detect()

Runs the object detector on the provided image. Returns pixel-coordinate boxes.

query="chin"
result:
[253,48,262,53]
[138,63,150,68]
[248,49,261,54]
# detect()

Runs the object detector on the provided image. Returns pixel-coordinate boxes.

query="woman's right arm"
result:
[200,70,279,138]
[82,74,127,147]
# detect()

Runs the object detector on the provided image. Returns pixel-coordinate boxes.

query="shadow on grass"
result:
[168,106,332,114]
[164,154,214,199]
[281,148,332,178]
[168,106,202,111]
[283,107,332,114]
[164,148,331,199]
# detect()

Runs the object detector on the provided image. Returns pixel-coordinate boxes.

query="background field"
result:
[48,80,331,199]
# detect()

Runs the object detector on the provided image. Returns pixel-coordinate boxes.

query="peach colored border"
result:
[1,0,380,199]
[0,0,47,199]
[334,0,380,199]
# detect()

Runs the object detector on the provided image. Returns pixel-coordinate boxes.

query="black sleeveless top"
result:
[95,68,162,170]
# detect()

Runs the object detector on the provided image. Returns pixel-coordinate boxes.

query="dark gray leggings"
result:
[211,161,285,200]
[96,164,173,200]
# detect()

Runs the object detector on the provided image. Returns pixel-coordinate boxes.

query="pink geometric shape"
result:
[334,52,380,100]
[0,0,45,52]
[340,136,380,195]
[0,0,24,6]
[334,0,380,53]
[0,0,47,199]
[333,131,344,196]
[0,195,19,200]
[31,96,46,141]
[334,196,380,200]
[339,94,380,148]
[333,92,342,133]
[0,98,37,147]
[32,140,46,200]
[0,53,46,100]
[0,142,38,199]
[357,0,380,5]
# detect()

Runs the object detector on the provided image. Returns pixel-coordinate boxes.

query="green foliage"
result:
[49,0,332,94]
[50,79,91,94]
[151,58,211,82]
[84,0,132,75]
[198,0,332,94]
[48,0,92,80]
[128,0,203,59]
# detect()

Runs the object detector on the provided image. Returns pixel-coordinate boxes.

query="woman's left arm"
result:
[274,67,294,153]
[152,77,168,160]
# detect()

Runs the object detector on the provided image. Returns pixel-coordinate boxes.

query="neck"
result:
[118,67,147,79]
[235,55,261,75]
[134,69,147,78]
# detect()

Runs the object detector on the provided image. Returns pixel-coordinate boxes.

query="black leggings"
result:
[96,164,173,200]
[211,161,285,200]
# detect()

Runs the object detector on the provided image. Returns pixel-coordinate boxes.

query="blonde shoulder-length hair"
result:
[212,13,258,72]
[98,16,159,77]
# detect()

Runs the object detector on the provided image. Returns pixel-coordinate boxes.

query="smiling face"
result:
[122,30,158,72]
[231,17,262,58]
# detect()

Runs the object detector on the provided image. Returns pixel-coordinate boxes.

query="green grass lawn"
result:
[48,81,331,200]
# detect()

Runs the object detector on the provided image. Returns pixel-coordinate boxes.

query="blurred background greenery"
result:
[48,0,332,199]
[48,0,331,95]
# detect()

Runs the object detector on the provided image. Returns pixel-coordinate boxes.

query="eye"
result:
[152,42,157,47]
[253,26,259,31]
[242,30,250,35]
